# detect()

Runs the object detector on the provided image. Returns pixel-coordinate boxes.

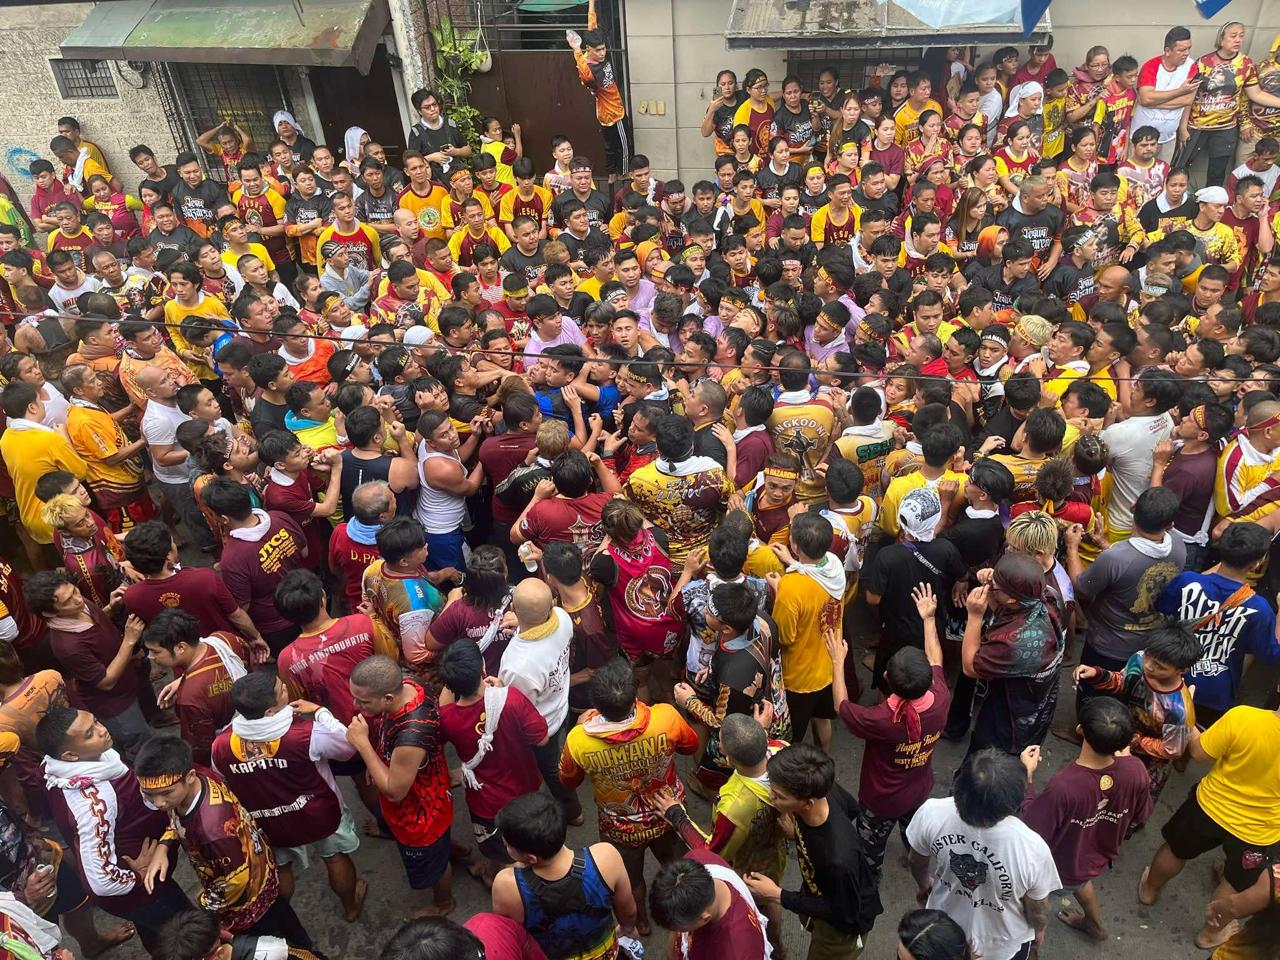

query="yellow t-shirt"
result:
[894,98,944,145]
[1195,706,1280,845]
[66,404,143,496]
[398,185,449,240]
[880,469,967,536]
[773,564,843,694]
[223,242,275,275]
[0,427,87,545]
[164,294,232,380]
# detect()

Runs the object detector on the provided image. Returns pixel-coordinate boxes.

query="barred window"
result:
[49,59,118,99]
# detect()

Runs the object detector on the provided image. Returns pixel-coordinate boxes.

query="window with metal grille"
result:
[787,48,926,93]
[49,59,118,99]
[155,62,295,181]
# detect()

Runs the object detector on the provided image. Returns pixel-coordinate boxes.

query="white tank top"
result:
[416,443,467,533]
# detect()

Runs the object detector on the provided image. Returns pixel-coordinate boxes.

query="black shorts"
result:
[787,685,836,740]
[398,832,452,890]
[1162,788,1279,891]
[601,118,631,176]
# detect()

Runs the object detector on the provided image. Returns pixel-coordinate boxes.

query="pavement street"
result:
[90,617,1262,960]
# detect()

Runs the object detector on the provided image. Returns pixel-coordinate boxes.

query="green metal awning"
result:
[61,0,390,72]
[725,0,1051,49]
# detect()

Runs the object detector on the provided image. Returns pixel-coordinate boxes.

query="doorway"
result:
[309,44,405,166]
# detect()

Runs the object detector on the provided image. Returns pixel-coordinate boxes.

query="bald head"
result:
[352,480,394,524]
[393,209,418,229]
[513,578,554,630]
[1247,399,1280,431]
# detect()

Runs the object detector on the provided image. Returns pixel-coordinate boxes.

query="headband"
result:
[680,244,706,261]
[506,285,529,298]
[1190,405,1208,431]
[1249,411,1280,433]
[342,352,361,376]
[137,772,186,790]
[818,266,846,291]
[764,466,800,481]
[449,167,471,182]
[706,592,721,620]
[817,311,844,330]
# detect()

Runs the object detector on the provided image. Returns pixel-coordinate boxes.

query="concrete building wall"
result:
[628,0,1280,184]
[0,3,175,207]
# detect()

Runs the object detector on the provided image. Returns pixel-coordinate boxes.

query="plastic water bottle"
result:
[617,936,645,960]
[566,29,582,47]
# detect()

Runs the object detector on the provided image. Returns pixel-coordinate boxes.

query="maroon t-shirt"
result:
[219,511,307,634]
[263,471,329,569]
[438,685,547,819]
[464,914,548,960]
[47,604,140,718]
[1162,448,1218,538]
[518,491,612,547]
[683,849,768,960]
[1022,755,1152,886]
[479,431,540,524]
[123,568,241,635]
[327,523,381,611]
[838,665,950,819]
[429,599,511,675]
[734,429,775,487]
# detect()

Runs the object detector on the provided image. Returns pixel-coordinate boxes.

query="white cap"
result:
[1195,186,1229,205]
[339,324,369,342]
[403,325,435,346]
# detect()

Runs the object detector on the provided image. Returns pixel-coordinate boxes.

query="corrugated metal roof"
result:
[61,0,390,72]
[725,0,1050,49]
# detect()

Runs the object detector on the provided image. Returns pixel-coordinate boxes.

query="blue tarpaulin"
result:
[1022,0,1233,35]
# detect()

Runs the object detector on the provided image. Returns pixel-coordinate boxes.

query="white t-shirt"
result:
[498,607,572,732]
[141,401,193,484]
[906,798,1060,960]
[1132,55,1194,145]
[1100,411,1174,533]
[1231,160,1280,198]
[49,276,101,312]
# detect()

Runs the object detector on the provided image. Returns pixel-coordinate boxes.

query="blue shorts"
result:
[424,527,466,573]
[397,831,452,889]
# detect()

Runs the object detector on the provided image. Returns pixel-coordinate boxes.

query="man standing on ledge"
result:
[568,0,630,183]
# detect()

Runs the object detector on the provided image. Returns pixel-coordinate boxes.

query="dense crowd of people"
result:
[1,5,1280,960]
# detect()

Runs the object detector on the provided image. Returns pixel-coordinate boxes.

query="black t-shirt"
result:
[1137,196,1197,235]
[1044,259,1096,305]
[971,263,1041,312]
[355,187,398,226]
[995,203,1064,262]
[500,245,545,286]
[147,224,200,258]
[143,165,182,204]
[939,513,1005,570]
[693,422,728,468]
[284,190,333,226]
[249,398,288,439]
[864,539,966,655]
[407,118,467,182]
[755,163,802,202]
[557,227,611,264]
[976,405,1025,449]
[778,784,882,936]
[173,180,229,232]
[712,93,749,151]
[772,105,817,154]
[851,189,898,218]
[550,189,613,232]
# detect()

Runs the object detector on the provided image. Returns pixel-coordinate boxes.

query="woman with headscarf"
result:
[272,110,316,165]
[997,81,1044,152]
[961,551,1066,756]
[342,126,370,177]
